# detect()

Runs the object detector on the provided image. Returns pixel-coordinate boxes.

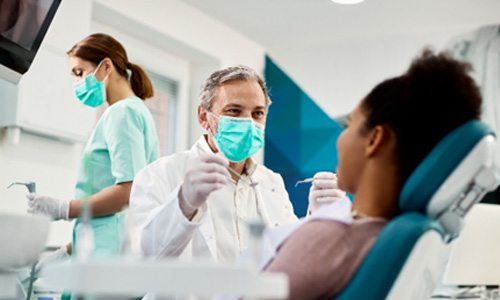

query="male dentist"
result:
[130,65,344,266]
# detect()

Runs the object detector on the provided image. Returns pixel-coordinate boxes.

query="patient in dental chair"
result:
[264,49,483,300]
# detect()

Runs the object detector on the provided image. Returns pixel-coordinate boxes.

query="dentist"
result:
[130,65,344,267]
[26,33,160,258]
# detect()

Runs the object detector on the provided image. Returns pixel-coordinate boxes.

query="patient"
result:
[264,49,482,300]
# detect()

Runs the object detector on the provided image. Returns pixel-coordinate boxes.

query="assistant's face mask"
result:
[73,60,109,108]
[208,112,265,162]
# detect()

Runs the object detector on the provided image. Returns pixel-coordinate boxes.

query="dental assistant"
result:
[130,65,343,270]
[26,33,159,258]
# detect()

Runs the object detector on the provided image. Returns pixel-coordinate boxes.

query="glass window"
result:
[144,71,179,156]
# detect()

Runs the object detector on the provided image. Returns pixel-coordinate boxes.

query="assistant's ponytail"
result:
[128,62,154,100]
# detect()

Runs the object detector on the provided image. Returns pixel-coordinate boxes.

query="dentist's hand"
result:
[179,153,230,218]
[26,194,70,220]
[308,172,347,215]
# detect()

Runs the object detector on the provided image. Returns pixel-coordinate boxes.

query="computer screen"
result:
[0,0,61,79]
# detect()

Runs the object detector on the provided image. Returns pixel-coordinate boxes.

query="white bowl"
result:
[0,213,50,269]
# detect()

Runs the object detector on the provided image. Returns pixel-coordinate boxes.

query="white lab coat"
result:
[130,136,298,262]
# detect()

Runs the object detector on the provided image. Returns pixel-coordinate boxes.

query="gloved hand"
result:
[26,194,70,220]
[180,153,230,217]
[308,172,347,215]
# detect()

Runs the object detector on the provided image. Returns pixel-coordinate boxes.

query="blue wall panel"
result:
[264,56,344,217]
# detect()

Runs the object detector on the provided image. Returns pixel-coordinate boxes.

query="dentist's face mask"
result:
[73,60,109,108]
[208,112,265,162]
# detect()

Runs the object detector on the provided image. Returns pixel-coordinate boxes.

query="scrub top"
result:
[72,95,159,258]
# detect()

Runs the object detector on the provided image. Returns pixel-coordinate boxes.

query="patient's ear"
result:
[365,125,392,157]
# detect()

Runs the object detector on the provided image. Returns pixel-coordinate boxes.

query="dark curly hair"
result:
[361,49,482,184]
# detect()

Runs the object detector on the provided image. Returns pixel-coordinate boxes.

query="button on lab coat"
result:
[130,136,298,262]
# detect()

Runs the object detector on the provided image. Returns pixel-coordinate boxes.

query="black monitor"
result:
[0,0,61,83]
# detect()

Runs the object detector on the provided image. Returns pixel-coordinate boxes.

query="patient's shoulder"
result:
[266,219,387,299]
[347,217,387,240]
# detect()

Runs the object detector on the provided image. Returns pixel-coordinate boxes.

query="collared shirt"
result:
[209,161,260,262]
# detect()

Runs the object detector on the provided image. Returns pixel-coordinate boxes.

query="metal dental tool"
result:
[294,177,314,187]
[7,181,37,193]
[7,181,37,300]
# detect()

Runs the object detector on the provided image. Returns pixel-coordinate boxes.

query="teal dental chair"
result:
[335,120,499,300]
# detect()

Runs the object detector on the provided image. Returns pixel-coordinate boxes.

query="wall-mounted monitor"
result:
[0,0,61,83]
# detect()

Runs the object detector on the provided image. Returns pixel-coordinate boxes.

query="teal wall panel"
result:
[264,56,344,217]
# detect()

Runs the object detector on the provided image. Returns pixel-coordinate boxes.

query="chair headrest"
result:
[399,120,495,215]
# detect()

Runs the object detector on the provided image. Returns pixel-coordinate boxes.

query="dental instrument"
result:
[7,181,38,300]
[294,177,314,187]
[7,182,37,193]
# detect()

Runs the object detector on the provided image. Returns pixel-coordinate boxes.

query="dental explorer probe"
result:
[294,177,314,187]
[295,173,338,188]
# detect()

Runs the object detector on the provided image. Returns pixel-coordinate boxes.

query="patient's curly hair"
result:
[361,49,482,184]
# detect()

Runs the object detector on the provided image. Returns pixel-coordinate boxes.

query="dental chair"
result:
[335,120,500,300]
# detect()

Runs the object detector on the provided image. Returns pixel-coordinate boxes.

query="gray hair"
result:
[199,65,271,111]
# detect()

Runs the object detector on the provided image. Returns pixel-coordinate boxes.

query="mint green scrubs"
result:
[72,96,159,258]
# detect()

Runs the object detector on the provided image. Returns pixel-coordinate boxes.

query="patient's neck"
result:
[351,163,401,220]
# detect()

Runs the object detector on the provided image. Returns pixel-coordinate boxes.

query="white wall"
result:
[269,26,483,118]
[93,0,265,68]
[180,0,500,119]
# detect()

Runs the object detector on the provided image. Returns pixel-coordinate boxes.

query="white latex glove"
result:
[26,194,70,220]
[180,153,230,216]
[308,172,347,215]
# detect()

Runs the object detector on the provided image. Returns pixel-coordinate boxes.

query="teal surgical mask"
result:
[208,112,265,162]
[73,60,109,108]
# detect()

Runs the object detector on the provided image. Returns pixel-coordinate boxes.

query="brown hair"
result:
[67,33,154,99]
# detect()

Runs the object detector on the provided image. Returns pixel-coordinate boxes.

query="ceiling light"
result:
[330,0,364,4]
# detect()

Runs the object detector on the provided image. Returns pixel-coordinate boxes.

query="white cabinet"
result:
[0,0,94,143]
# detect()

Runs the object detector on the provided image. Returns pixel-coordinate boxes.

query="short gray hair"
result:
[199,65,271,111]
